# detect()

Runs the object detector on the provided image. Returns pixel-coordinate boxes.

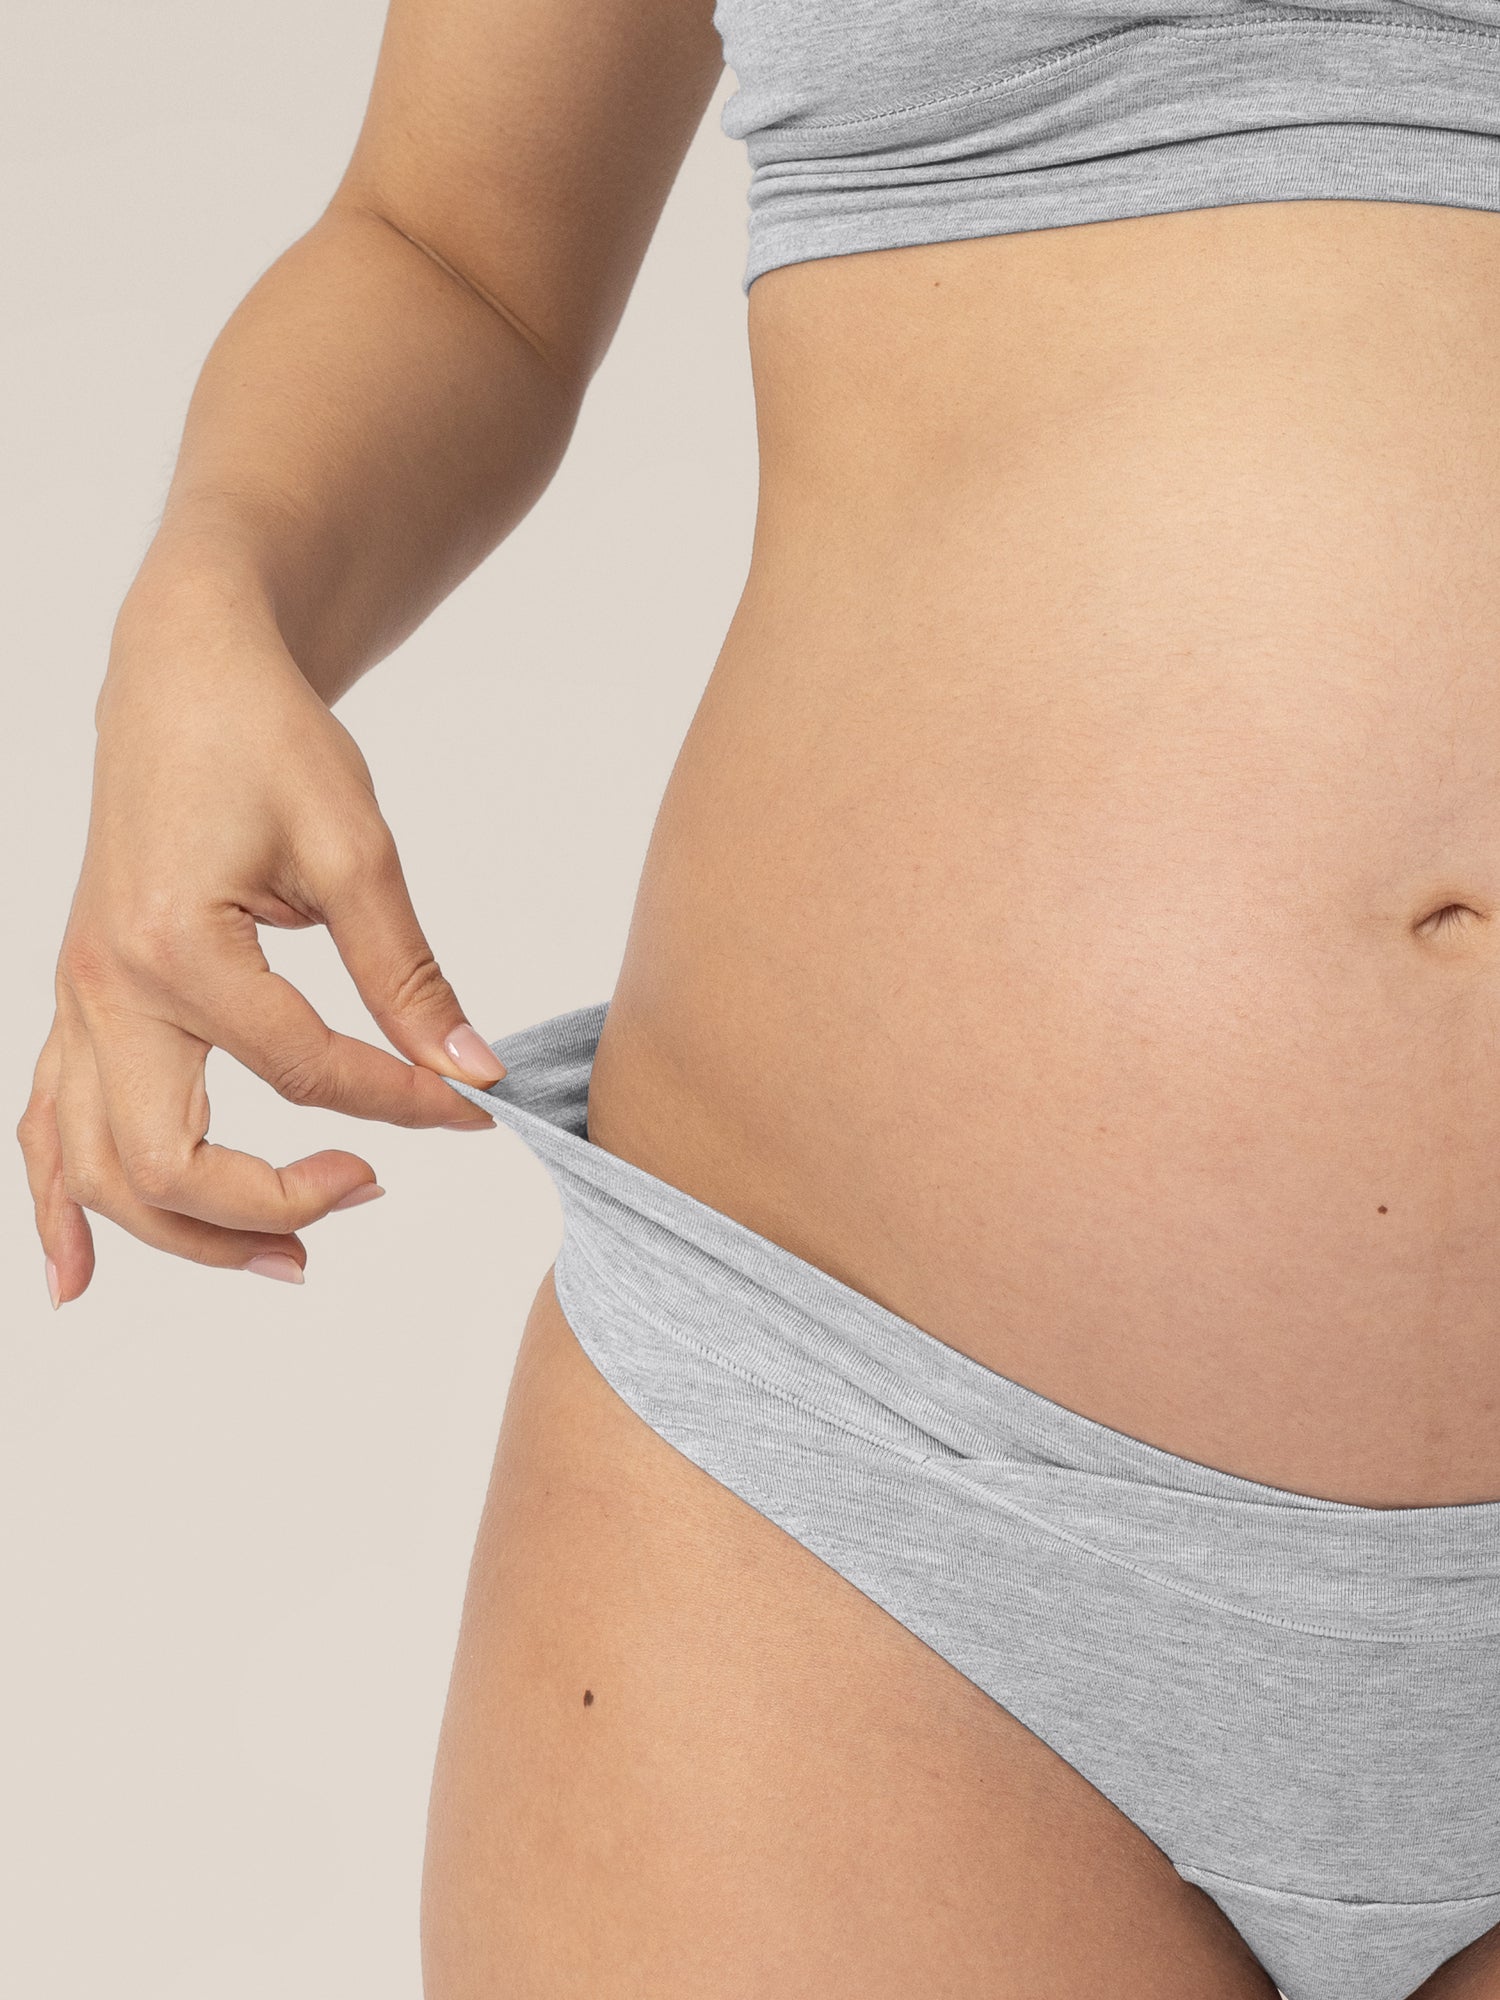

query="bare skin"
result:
[17,0,1500,1989]
[593,199,1500,1512]
[421,1271,1282,2000]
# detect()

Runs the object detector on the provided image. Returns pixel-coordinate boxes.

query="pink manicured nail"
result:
[442,1023,506,1085]
[329,1183,385,1211]
[44,1257,61,1311]
[244,1253,305,1285]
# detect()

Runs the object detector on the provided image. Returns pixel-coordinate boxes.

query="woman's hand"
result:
[16,570,503,1308]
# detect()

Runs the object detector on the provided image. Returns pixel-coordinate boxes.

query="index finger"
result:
[159,910,496,1130]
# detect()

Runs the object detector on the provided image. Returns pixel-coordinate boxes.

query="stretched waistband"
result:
[444,1003,1500,1641]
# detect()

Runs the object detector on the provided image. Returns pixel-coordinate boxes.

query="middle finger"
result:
[54,1009,318,1270]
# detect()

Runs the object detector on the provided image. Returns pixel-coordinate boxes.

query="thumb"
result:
[321,843,505,1087]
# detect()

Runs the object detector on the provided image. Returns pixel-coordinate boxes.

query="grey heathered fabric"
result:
[707,2,1500,289]
[444,1005,1500,2000]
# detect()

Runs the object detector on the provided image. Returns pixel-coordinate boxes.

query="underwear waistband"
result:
[444,1003,1500,1641]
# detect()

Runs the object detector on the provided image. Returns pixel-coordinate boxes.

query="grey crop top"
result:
[712,2,1500,290]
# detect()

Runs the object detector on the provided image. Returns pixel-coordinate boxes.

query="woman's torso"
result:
[586,196,1500,1506]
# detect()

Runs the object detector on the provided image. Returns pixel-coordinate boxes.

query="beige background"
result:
[2,5,754,1990]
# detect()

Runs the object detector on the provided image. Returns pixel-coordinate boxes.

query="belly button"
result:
[1411,901,1489,940]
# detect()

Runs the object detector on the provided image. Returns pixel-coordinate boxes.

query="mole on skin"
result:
[583,1689,594,1707]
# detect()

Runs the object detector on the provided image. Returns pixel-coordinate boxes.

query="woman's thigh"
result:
[419,1267,1279,2000]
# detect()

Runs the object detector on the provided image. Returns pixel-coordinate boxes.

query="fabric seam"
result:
[561,1235,953,1469]
[1177,1858,1500,1909]
[779,15,1500,136]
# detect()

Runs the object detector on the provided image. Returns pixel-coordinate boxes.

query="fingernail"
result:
[244,1253,306,1285]
[442,1023,506,1086]
[328,1183,385,1212]
[44,1257,61,1311]
[443,1114,496,1131]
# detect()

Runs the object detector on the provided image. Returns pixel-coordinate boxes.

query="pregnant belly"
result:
[588,206,1500,1506]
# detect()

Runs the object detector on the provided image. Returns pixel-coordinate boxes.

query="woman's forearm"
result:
[120,196,587,705]
[19,0,725,1308]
